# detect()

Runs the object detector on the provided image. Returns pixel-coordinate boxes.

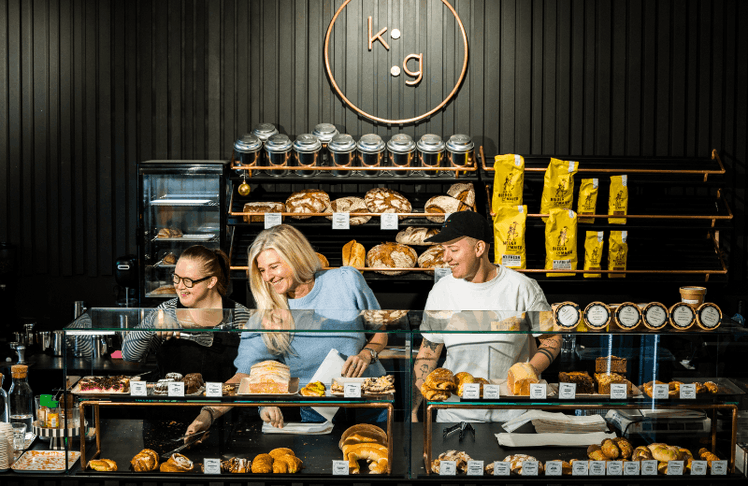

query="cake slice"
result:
[558,371,595,394]
[594,372,630,395]
[595,355,627,374]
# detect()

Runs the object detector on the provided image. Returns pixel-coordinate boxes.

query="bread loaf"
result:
[342,240,366,268]
[315,252,329,267]
[396,226,438,246]
[424,195,471,223]
[364,188,412,220]
[344,443,388,474]
[326,196,371,225]
[151,285,176,295]
[285,189,331,219]
[157,228,182,238]
[366,242,417,275]
[417,245,448,272]
[339,424,388,449]
[244,360,291,393]
[447,182,476,208]
[242,201,285,223]
[507,362,539,395]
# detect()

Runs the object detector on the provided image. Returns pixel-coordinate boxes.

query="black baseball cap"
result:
[424,211,492,244]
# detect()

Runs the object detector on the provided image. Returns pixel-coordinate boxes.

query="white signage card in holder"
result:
[332,460,349,475]
[483,384,500,399]
[344,382,362,398]
[653,383,670,399]
[680,383,697,399]
[610,383,628,399]
[461,384,480,400]
[466,460,483,476]
[559,382,576,399]
[205,382,222,397]
[667,460,684,475]
[572,460,589,476]
[711,460,728,475]
[624,461,640,475]
[493,461,511,476]
[690,460,707,475]
[264,213,282,229]
[130,381,147,397]
[434,267,451,283]
[380,213,398,230]
[439,460,456,476]
[589,461,606,476]
[607,461,623,475]
[522,461,539,476]
[332,212,350,230]
[203,458,221,475]
[168,382,185,397]
[641,460,658,475]
[529,383,547,399]
[545,461,563,476]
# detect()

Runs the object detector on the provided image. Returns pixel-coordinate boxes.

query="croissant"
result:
[420,383,451,401]
[423,368,457,391]
[130,449,159,472]
[272,454,303,473]
[699,448,720,467]
[612,437,633,459]
[89,459,118,471]
[344,443,388,474]
[251,453,273,474]
[159,453,194,472]
[455,372,476,397]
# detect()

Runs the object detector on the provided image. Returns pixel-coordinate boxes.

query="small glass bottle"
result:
[9,365,33,430]
[0,372,9,422]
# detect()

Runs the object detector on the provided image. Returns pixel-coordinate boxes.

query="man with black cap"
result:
[411,211,561,423]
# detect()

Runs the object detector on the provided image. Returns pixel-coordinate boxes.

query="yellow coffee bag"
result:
[609,175,629,224]
[608,230,628,278]
[577,178,599,224]
[493,205,527,269]
[492,154,524,208]
[540,158,579,221]
[584,231,604,278]
[545,208,578,277]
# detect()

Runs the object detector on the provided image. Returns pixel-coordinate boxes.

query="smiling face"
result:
[173,257,217,308]
[256,249,299,297]
[441,236,483,281]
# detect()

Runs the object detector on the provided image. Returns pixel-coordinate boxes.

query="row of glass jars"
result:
[233,123,475,177]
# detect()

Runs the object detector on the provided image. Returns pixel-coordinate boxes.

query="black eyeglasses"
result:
[171,273,211,288]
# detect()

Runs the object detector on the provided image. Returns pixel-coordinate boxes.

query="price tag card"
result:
[439,460,456,476]
[264,213,282,229]
[529,383,547,399]
[203,458,221,475]
[332,460,349,475]
[205,382,222,397]
[380,213,398,230]
[434,267,451,283]
[168,382,185,397]
[545,461,563,476]
[522,461,539,476]
[607,461,623,475]
[332,212,350,230]
[610,383,628,399]
[130,381,147,397]
[572,461,589,476]
[667,461,684,475]
[641,460,658,475]
[589,461,606,476]
[653,383,670,399]
[466,460,484,476]
[461,383,480,399]
[711,460,728,475]
[679,383,696,399]
[344,382,362,398]
[493,461,511,476]
[559,382,576,399]
[483,384,500,399]
[624,461,640,475]
[690,460,707,475]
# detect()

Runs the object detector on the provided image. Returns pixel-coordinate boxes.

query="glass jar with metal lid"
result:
[312,123,339,166]
[357,133,386,177]
[293,134,322,177]
[233,133,263,168]
[264,134,293,177]
[328,134,357,177]
[387,134,416,177]
[252,123,279,142]
[417,134,445,177]
[446,133,475,170]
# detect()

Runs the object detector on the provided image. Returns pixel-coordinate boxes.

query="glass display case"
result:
[137,160,229,303]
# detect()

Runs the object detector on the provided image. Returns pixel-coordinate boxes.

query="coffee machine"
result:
[115,255,139,307]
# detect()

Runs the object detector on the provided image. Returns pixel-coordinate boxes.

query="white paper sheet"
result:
[502,410,606,432]
[496,431,616,448]
[309,348,346,421]
[262,421,334,435]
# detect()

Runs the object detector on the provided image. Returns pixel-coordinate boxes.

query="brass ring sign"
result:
[324,0,469,126]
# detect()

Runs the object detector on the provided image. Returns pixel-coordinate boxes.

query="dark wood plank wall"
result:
[0,0,746,316]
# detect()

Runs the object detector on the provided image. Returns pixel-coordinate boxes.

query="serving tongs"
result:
[161,430,208,459]
[442,421,475,441]
[175,331,214,347]
[168,429,209,443]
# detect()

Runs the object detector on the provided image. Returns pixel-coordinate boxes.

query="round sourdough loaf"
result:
[424,195,471,223]
[326,196,371,225]
[366,242,417,275]
[242,201,285,223]
[417,245,448,272]
[285,189,331,219]
[396,226,438,246]
[447,182,476,208]
[364,188,412,220]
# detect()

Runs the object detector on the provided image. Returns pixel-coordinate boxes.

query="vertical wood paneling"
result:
[48,0,60,276]
[167,0,182,158]
[610,0,626,155]
[569,0,585,155]
[97,0,112,275]
[20,0,33,271]
[112,0,126,262]
[625,0,642,155]
[33,0,49,274]
[0,0,7,244]
[84,0,98,276]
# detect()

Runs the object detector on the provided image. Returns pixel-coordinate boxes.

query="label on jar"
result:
[679,383,696,399]
[585,303,611,328]
[461,384,480,399]
[264,213,282,229]
[616,304,640,328]
[610,383,628,399]
[439,460,456,476]
[607,461,623,475]
[483,384,500,399]
[641,460,658,475]
[529,383,547,399]
[624,461,640,475]
[653,383,670,399]
[572,461,589,475]
[698,304,722,329]
[466,460,483,476]
[690,460,707,475]
[643,303,668,329]
[556,304,580,328]
[559,383,576,399]
[381,213,399,230]
[589,461,606,476]
[522,461,539,476]
[671,304,696,328]
[203,458,221,474]
[332,212,350,230]
[493,461,511,476]
[711,460,727,475]
[545,461,563,475]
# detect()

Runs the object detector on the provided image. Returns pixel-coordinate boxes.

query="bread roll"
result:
[342,240,365,268]
[507,362,539,395]
[366,242,417,275]
[326,196,371,225]
[396,226,438,246]
[424,195,471,223]
[285,189,331,219]
[447,182,476,208]
[364,188,412,220]
[417,245,448,272]
[89,459,118,471]
[242,201,285,223]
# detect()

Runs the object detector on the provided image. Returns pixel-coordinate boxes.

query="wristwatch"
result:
[364,347,379,362]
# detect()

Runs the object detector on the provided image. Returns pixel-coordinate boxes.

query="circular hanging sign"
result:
[324,0,469,125]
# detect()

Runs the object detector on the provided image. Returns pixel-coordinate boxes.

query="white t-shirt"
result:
[421,265,551,423]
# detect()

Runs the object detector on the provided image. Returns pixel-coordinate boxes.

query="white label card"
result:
[344,383,362,398]
[522,461,539,476]
[434,267,451,283]
[711,460,728,475]
[530,383,547,399]
[461,383,480,399]
[624,461,640,475]
[332,212,350,230]
[467,460,484,476]
[493,461,511,476]
[380,213,399,230]
[607,461,623,475]
[559,383,576,399]
[572,461,589,476]
[653,383,670,399]
[641,460,658,475]
[483,384,500,399]
[203,458,221,475]
[680,383,696,399]
[667,461,684,475]
[545,461,563,476]
[130,381,147,396]
[332,460,349,475]
[610,383,628,399]
[205,382,222,397]
[439,460,456,476]
[264,213,282,229]
[589,461,606,476]
[690,460,707,475]
[168,382,185,397]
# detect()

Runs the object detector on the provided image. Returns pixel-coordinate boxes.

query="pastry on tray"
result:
[130,449,159,472]
[159,453,194,472]
[300,381,326,397]
[89,459,118,471]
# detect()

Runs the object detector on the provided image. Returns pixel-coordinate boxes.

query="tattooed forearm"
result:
[422,338,440,352]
